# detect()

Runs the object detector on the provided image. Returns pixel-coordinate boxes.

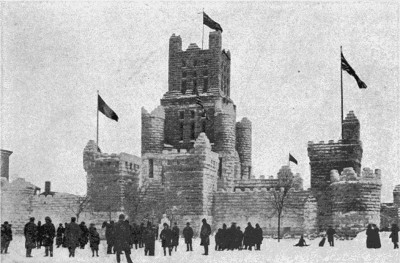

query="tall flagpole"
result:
[340,46,344,139]
[97,90,99,147]
[201,8,204,49]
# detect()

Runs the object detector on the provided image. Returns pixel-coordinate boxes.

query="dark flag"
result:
[341,52,367,89]
[203,12,223,32]
[289,153,298,165]
[98,95,119,122]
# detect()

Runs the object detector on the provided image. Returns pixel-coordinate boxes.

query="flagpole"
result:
[97,90,99,147]
[340,46,343,140]
[202,9,204,49]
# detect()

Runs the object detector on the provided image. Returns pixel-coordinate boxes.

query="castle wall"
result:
[138,133,219,235]
[83,140,141,212]
[329,168,381,236]
[1,178,120,235]
[213,188,318,236]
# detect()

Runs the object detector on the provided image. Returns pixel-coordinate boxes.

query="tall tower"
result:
[1,149,13,181]
[307,111,363,228]
[160,31,240,188]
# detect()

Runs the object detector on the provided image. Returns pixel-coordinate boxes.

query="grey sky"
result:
[1,1,399,202]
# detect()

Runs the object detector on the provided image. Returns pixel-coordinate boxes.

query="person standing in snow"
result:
[24,217,37,257]
[254,223,263,250]
[65,217,82,257]
[326,226,336,247]
[143,221,156,256]
[56,223,64,248]
[171,222,180,252]
[1,222,12,254]
[41,216,55,257]
[114,214,133,263]
[389,224,399,249]
[243,222,255,250]
[89,226,100,257]
[183,222,194,251]
[200,218,211,255]
[160,223,173,256]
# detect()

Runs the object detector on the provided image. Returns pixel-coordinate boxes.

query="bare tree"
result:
[270,166,294,242]
[67,195,92,222]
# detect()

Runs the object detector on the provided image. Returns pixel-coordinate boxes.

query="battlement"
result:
[329,167,382,184]
[141,106,165,119]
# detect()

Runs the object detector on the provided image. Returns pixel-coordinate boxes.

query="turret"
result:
[236,118,252,179]
[342,111,360,142]
[141,106,165,155]
[168,34,182,92]
[0,149,13,181]
[394,185,400,207]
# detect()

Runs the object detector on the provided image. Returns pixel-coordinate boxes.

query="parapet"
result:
[194,133,212,152]
[236,117,252,129]
[329,167,381,184]
[141,106,165,119]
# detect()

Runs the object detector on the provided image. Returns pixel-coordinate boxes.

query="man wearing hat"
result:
[183,222,194,251]
[42,216,56,257]
[114,214,133,263]
[1,221,12,254]
[200,218,211,255]
[24,217,37,257]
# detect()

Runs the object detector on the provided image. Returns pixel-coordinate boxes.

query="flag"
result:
[98,95,119,122]
[341,52,367,89]
[289,153,298,165]
[203,12,223,32]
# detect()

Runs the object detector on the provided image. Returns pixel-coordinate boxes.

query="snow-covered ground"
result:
[1,231,398,263]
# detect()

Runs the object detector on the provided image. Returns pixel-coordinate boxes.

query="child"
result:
[89,227,100,257]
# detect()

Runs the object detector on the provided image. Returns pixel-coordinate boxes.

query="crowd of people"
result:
[1,217,399,261]
[214,222,263,251]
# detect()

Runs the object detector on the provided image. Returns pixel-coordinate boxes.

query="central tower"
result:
[161,31,233,151]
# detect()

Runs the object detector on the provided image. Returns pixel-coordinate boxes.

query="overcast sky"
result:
[1,1,399,202]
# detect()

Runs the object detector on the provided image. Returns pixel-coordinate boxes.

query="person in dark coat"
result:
[183,222,194,251]
[160,223,173,256]
[79,222,89,249]
[65,217,82,257]
[131,223,140,249]
[244,222,255,250]
[62,223,68,248]
[172,222,180,252]
[114,214,133,263]
[56,224,64,248]
[389,224,399,249]
[89,226,100,257]
[143,221,156,256]
[42,216,56,257]
[326,226,336,247]
[200,218,211,255]
[139,222,145,248]
[254,223,263,250]
[24,217,37,257]
[366,224,374,248]
[215,227,222,251]
[220,223,227,250]
[372,224,381,248]
[294,235,309,247]
[36,221,43,249]
[102,220,115,254]
[236,226,244,250]
[226,223,236,250]
[1,222,12,254]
